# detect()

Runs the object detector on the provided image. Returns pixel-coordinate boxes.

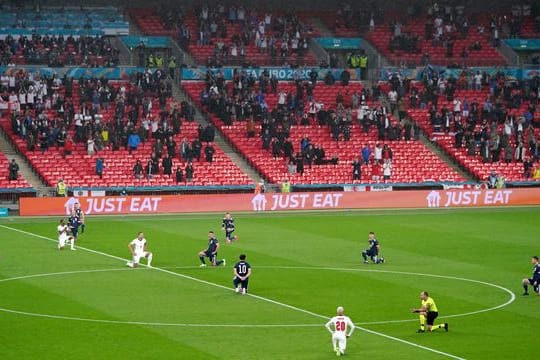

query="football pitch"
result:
[0,207,538,359]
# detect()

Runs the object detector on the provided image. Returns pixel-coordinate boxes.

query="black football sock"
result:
[523,284,529,294]
[199,256,206,264]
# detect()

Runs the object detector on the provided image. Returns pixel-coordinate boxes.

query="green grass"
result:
[0,207,538,359]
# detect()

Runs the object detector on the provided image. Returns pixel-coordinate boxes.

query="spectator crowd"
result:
[0,34,119,67]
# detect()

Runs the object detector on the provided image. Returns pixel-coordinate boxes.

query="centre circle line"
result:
[264,265,517,323]
[165,265,516,324]
[0,267,321,328]
[0,266,515,327]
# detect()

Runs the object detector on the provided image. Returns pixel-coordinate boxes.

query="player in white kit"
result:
[126,232,153,268]
[325,306,355,356]
[57,218,75,250]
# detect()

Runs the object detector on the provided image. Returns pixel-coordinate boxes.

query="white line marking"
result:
[0,307,323,328]
[162,265,515,325]
[0,265,512,329]
[259,266,515,323]
[0,224,466,359]
[0,268,322,328]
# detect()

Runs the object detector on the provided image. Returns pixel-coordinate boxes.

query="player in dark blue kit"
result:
[221,212,238,243]
[522,256,540,295]
[362,231,385,264]
[198,231,226,267]
[68,212,82,241]
[233,254,252,295]
[74,203,85,234]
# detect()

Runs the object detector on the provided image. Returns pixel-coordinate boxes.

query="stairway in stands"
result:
[171,82,264,184]
[0,127,47,195]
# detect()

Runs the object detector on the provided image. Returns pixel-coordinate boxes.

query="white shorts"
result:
[133,251,150,264]
[332,333,347,351]
[58,235,69,248]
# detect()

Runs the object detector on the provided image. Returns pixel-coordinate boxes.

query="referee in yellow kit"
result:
[411,291,448,333]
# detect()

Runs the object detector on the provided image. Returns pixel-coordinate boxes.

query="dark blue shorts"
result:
[233,277,249,288]
[365,248,378,257]
[205,251,216,263]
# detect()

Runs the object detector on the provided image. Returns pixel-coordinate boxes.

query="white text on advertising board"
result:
[252,193,343,211]
[82,197,163,214]
[426,190,512,208]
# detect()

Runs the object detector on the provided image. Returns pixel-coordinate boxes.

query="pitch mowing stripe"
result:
[0,268,323,328]
[161,265,515,325]
[0,224,465,360]
[0,265,512,328]
[0,308,324,328]
[2,205,539,223]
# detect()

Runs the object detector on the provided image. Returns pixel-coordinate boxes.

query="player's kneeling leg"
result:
[58,236,67,250]
[68,236,76,250]
[130,254,141,268]
[523,278,532,295]
[361,250,368,263]
[233,278,241,293]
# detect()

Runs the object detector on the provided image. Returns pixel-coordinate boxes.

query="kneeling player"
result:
[325,306,355,357]
[411,291,448,333]
[127,232,153,268]
[198,231,226,267]
[221,212,238,243]
[233,254,251,295]
[74,202,86,234]
[68,212,81,241]
[57,219,75,250]
[361,231,384,264]
[522,256,540,295]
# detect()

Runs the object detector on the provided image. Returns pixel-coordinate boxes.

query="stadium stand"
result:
[0,152,32,189]
[302,5,513,67]
[182,79,465,185]
[0,71,251,189]
[0,7,126,66]
[129,6,319,67]
[363,13,507,67]
[0,35,120,66]
[0,7,129,37]
[127,8,177,37]
[502,4,540,38]
[300,5,376,38]
[384,71,540,183]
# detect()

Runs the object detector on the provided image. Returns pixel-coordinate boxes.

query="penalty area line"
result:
[0,224,465,360]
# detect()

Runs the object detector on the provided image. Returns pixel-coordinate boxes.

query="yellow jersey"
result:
[56,182,67,196]
[422,297,438,312]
